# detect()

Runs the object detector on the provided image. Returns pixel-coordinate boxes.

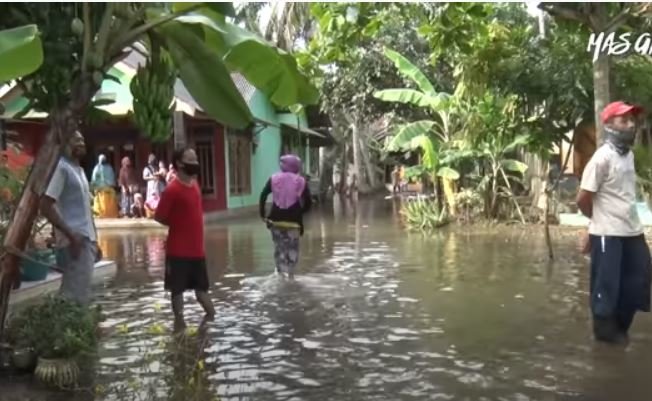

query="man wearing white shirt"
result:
[577,101,651,344]
[40,131,101,304]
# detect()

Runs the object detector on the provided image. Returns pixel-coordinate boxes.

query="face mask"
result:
[181,163,200,176]
[604,126,636,155]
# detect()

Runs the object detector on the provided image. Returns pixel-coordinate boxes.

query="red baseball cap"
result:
[601,101,644,123]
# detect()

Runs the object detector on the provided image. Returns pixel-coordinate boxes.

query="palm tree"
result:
[234,2,313,52]
[264,2,312,51]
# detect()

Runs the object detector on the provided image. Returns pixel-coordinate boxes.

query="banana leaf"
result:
[502,134,531,154]
[383,48,436,95]
[173,2,235,17]
[158,22,252,129]
[374,89,445,110]
[437,166,460,180]
[174,13,319,108]
[0,25,43,83]
[501,159,528,174]
[386,120,436,151]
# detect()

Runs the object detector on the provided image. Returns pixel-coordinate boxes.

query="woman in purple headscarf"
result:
[259,154,312,279]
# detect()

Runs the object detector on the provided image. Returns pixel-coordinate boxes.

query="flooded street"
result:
[7,198,652,400]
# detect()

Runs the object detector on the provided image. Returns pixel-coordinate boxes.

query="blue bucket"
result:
[20,249,54,282]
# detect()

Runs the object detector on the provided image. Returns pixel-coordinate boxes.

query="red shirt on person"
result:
[155,178,204,258]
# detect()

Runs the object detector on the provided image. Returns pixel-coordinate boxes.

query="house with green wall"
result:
[225,80,325,210]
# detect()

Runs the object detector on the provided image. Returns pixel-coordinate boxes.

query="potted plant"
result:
[7,296,99,388]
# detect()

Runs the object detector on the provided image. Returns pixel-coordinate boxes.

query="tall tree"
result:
[303,3,437,193]
[265,2,312,51]
[234,2,312,52]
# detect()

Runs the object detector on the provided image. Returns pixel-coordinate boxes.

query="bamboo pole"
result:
[545,133,575,260]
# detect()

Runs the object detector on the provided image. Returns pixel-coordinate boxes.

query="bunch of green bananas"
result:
[130,55,176,143]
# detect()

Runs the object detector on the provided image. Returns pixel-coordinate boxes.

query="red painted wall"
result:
[202,124,227,212]
[2,121,47,172]
[6,121,47,158]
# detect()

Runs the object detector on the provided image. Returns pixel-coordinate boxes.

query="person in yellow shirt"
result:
[91,154,119,218]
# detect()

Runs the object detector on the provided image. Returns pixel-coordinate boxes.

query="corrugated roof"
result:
[230,72,257,105]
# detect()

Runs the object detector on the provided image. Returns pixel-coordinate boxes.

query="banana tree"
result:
[469,134,529,223]
[0,2,318,334]
[374,48,464,212]
[459,91,530,223]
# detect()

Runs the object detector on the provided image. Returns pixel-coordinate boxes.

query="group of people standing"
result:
[90,153,177,219]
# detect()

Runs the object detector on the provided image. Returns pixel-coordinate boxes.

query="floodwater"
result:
[4,198,652,401]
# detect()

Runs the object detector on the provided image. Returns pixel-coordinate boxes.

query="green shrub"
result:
[455,188,483,222]
[400,197,449,232]
[7,296,99,359]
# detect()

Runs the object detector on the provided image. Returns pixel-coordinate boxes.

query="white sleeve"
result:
[45,163,65,201]
[580,153,607,193]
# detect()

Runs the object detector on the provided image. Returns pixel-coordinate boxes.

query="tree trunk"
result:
[490,166,499,218]
[358,131,379,193]
[350,120,369,194]
[544,184,553,259]
[525,152,545,209]
[0,111,70,335]
[592,4,610,144]
[319,146,336,198]
[593,53,610,144]
[338,143,348,194]
[442,178,457,216]
[0,78,96,336]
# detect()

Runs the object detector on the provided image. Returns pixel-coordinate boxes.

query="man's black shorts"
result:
[164,257,209,296]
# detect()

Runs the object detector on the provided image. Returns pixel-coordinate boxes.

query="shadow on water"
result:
[3,197,652,401]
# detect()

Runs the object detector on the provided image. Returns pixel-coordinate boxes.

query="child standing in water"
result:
[259,154,312,279]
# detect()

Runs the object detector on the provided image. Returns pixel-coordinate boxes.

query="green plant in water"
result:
[400,197,449,232]
[7,295,100,359]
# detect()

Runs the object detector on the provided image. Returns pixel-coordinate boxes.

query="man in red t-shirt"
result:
[155,147,215,330]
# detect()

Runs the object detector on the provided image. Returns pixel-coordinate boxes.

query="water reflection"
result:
[5,199,652,401]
